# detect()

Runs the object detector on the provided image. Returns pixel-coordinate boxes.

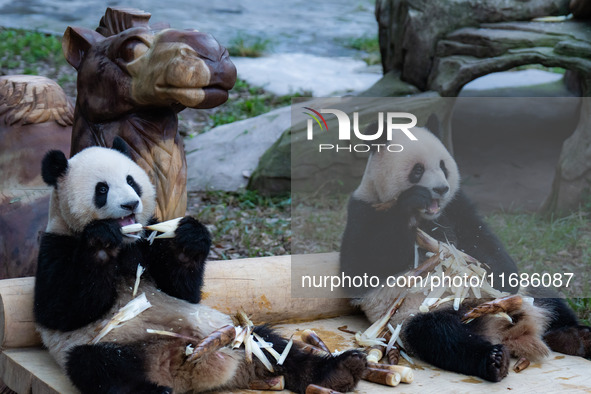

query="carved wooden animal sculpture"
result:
[64,7,237,220]
[0,75,73,279]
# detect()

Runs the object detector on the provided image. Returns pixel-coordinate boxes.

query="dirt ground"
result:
[453,86,580,213]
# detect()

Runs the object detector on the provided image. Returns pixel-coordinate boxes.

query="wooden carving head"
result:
[62,7,237,121]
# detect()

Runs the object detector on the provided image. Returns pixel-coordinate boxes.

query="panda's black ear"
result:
[112,137,132,158]
[41,150,68,187]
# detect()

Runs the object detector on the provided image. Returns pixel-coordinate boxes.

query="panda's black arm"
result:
[442,191,519,292]
[34,229,120,331]
[145,216,211,303]
[340,197,416,297]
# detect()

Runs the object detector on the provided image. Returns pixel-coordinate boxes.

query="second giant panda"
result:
[340,126,591,382]
[35,138,366,394]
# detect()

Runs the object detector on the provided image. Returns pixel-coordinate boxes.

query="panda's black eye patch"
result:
[94,182,109,208]
[440,160,449,178]
[127,175,142,197]
[409,163,424,184]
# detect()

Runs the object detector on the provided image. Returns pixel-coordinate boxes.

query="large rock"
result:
[375,0,571,89]
[247,72,422,195]
[249,93,454,196]
[185,106,291,192]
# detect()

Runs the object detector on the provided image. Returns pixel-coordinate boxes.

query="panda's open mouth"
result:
[424,199,441,215]
[118,214,136,228]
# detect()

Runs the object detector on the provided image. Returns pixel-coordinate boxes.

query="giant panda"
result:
[340,126,590,382]
[35,139,366,394]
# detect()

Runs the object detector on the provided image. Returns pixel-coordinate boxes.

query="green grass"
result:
[343,34,381,65]
[511,64,566,74]
[227,35,271,57]
[288,191,591,321]
[486,208,591,321]
[209,79,311,128]
[188,190,291,259]
[0,28,66,73]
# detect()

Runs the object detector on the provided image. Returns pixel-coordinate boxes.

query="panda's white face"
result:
[48,147,156,237]
[354,127,460,220]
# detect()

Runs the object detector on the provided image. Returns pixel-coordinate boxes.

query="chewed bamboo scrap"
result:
[90,293,151,344]
[462,295,523,323]
[513,357,530,372]
[120,217,182,239]
[186,324,236,362]
[368,363,414,383]
[132,264,145,297]
[301,329,331,353]
[363,367,401,387]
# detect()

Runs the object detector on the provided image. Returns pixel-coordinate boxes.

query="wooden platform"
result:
[2,314,591,394]
[2,258,591,393]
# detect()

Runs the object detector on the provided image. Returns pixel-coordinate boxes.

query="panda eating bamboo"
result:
[340,126,591,382]
[34,138,366,394]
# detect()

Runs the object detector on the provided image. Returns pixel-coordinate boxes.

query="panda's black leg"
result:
[536,298,591,358]
[403,309,510,382]
[66,343,172,394]
[148,216,211,303]
[253,326,367,393]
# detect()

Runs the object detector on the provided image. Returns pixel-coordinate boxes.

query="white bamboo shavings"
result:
[386,324,402,355]
[146,217,182,239]
[277,338,293,365]
[90,293,151,344]
[147,230,158,245]
[246,334,274,372]
[132,264,145,297]
[400,349,415,365]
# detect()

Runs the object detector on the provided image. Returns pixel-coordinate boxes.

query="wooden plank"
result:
[2,315,591,394]
[0,348,77,394]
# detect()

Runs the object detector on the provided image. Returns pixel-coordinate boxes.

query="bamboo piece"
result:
[300,329,331,353]
[362,367,401,386]
[514,357,530,373]
[462,295,523,323]
[366,347,383,363]
[367,363,413,383]
[387,347,400,365]
[186,325,236,362]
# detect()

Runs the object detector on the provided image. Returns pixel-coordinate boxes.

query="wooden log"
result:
[0,278,40,348]
[0,254,355,348]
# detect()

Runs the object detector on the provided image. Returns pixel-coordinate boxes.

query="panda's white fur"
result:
[36,142,366,393]
[46,147,156,236]
[340,126,590,381]
[354,127,460,221]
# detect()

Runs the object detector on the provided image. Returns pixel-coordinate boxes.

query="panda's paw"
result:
[83,219,123,251]
[316,349,367,392]
[397,185,432,214]
[544,325,591,358]
[481,344,509,382]
[173,216,211,262]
